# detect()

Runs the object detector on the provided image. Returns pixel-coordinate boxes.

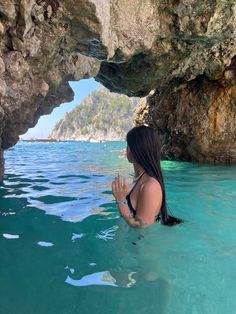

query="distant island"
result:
[20,138,58,143]
[19,136,73,143]
[49,87,140,142]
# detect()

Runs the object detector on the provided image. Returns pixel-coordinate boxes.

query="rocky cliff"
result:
[50,87,139,141]
[134,72,236,163]
[0,0,236,180]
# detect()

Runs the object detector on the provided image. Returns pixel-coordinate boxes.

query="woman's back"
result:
[126,172,162,223]
[112,125,183,227]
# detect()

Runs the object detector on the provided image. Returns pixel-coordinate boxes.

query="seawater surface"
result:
[0,141,236,314]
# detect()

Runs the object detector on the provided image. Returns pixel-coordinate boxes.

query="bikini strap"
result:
[127,172,145,196]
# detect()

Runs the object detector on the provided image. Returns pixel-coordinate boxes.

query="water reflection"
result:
[3,233,19,239]
[37,241,54,247]
[65,271,118,287]
[1,142,236,314]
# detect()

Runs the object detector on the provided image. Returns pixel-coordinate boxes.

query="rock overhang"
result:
[0,0,236,180]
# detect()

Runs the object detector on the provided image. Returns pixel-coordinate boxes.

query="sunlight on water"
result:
[65,271,118,287]
[0,141,236,314]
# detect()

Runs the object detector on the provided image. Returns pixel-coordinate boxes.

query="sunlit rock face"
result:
[0,0,102,151]
[0,0,103,179]
[0,0,236,179]
[96,1,236,96]
[134,57,236,163]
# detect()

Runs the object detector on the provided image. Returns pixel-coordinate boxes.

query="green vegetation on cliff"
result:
[50,87,140,141]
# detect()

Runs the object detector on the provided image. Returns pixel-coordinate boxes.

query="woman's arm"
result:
[118,181,162,228]
[117,203,149,228]
[111,174,147,228]
[111,175,162,228]
[135,181,162,225]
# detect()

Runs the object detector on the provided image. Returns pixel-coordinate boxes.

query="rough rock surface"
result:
[134,57,236,163]
[0,0,236,179]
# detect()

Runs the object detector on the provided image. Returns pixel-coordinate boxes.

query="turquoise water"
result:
[0,141,236,314]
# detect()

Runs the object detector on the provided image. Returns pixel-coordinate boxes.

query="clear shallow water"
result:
[0,141,236,314]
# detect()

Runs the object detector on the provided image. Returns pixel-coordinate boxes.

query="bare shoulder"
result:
[136,176,163,224]
[140,177,162,194]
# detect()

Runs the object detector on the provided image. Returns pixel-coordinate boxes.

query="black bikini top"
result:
[125,172,145,217]
[125,172,161,221]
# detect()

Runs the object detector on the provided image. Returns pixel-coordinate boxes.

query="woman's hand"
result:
[118,148,127,159]
[111,174,130,201]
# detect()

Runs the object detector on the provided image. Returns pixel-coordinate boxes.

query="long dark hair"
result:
[126,125,183,226]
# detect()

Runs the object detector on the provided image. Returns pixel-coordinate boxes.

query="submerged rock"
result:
[0,0,236,179]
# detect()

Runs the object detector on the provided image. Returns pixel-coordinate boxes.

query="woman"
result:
[111,125,183,228]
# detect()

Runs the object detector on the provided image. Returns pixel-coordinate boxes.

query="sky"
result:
[21,78,101,139]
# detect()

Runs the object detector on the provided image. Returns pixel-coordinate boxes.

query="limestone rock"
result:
[96,1,236,96]
[0,1,16,21]
[134,57,236,163]
[0,0,236,179]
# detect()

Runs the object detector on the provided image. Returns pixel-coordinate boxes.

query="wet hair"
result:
[126,125,183,226]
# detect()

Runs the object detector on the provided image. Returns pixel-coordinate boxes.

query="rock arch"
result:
[0,0,236,180]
